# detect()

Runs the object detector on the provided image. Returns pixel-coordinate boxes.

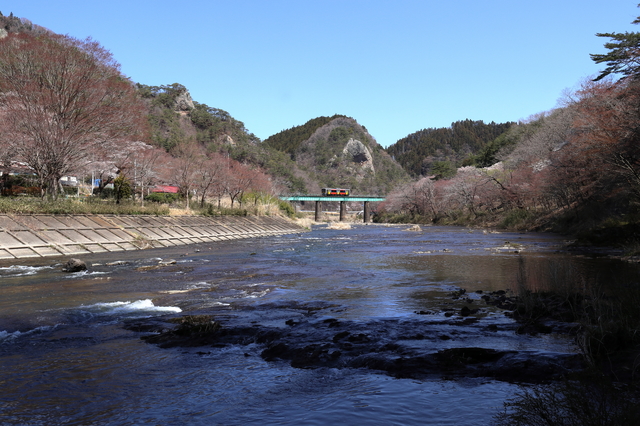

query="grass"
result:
[500,208,533,230]
[494,376,640,426]
[0,195,297,218]
[496,256,640,424]
[0,197,170,215]
[168,315,221,337]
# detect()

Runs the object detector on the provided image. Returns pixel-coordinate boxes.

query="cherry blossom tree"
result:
[0,32,146,198]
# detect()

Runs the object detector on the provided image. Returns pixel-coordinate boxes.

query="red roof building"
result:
[151,185,179,194]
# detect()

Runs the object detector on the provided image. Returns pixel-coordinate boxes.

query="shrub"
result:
[501,209,532,229]
[494,378,640,426]
[278,199,295,217]
[200,204,248,216]
[145,192,180,204]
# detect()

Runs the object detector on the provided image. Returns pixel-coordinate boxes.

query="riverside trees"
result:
[0,32,146,198]
[378,6,640,230]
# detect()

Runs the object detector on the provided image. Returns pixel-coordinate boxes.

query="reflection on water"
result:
[0,224,635,425]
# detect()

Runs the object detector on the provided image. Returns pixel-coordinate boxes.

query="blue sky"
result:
[5,1,639,147]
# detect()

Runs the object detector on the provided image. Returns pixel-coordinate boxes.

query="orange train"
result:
[321,188,350,196]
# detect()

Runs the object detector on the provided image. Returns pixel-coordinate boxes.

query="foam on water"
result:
[78,299,182,316]
[62,270,109,279]
[0,264,52,277]
[0,325,55,342]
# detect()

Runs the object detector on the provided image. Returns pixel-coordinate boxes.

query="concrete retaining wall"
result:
[0,214,303,260]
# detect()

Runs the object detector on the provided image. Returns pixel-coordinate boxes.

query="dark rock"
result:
[323,318,340,326]
[62,258,87,272]
[333,331,350,342]
[261,342,290,361]
[127,302,585,384]
[348,333,370,343]
[460,306,478,316]
[435,347,505,365]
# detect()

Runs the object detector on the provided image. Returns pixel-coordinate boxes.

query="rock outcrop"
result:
[128,297,585,383]
[342,138,374,173]
[174,89,195,112]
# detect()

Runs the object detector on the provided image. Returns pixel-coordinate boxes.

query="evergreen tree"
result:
[591,5,640,81]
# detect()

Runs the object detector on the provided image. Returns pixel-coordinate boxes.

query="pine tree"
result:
[591,6,640,81]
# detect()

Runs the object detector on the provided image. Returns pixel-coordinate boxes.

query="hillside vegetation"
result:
[264,116,410,195]
[264,115,347,156]
[5,6,640,242]
[386,119,515,177]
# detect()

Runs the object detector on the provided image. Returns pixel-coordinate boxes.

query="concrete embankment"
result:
[0,214,304,260]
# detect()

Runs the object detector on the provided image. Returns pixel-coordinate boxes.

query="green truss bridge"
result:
[280,195,386,222]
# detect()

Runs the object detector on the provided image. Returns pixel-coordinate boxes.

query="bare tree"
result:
[223,161,269,208]
[444,167,493,217]
[0,120,17,192]
[171,141,204,210]
[0,32,146,198]
[132,146,166,205]
[191,152,227,207]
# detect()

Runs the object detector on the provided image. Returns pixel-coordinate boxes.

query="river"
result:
[0,224,633,425]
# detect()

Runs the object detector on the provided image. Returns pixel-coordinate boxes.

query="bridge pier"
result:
[281,195,385,224]
[364,201,371,223]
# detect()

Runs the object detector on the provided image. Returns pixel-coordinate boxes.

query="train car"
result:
[321,188,350,196]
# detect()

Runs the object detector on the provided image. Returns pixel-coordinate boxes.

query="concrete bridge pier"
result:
[281,195,385,224]
[364,201,371,223]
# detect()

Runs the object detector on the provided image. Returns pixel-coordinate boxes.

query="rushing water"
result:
[0,224,635,425]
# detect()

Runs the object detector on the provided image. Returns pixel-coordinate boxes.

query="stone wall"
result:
[0,214,303,260]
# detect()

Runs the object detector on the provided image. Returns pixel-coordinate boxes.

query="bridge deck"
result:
[281,196,385,202]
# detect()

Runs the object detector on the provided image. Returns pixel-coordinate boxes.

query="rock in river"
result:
[62,258,88,272]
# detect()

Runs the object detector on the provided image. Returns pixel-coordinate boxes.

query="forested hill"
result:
[0,12,45,35]
[137,83,261,152]
[264,115,347,156]
[386,119,515,177]
[137,85,408,195]
[263,116,410,195]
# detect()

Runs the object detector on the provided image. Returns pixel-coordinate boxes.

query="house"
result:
[60,176,78,187]
[151,185,179,194]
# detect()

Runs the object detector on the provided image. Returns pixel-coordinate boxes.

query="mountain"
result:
[264,116,410,195]
[0,12,408,196]
[137,83,312,194]
[141,84,410,196]
[386,119,515,177]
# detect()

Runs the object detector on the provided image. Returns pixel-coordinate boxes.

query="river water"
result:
[0,224,634,425]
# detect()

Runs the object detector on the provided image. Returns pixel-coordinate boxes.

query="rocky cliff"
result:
[275,116,409,195]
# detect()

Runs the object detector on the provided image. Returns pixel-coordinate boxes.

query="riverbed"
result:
[0,224,632,425]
